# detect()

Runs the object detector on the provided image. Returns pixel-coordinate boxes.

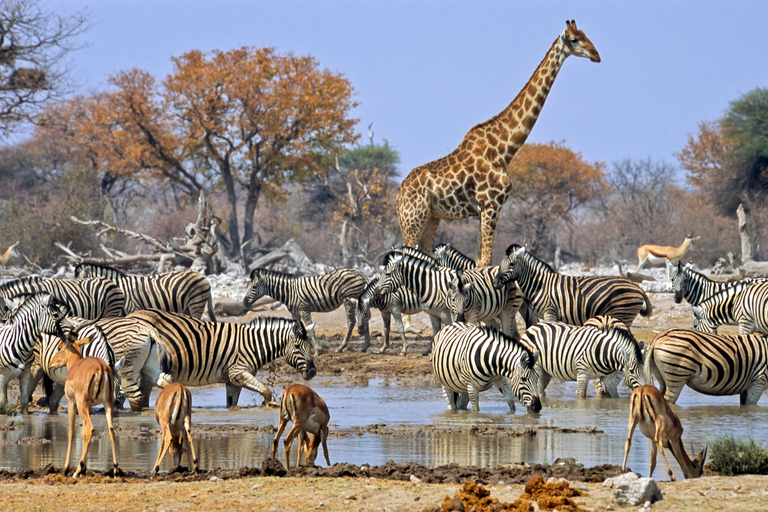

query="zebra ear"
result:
[115,356,126,372]
[249,268,260,280]
[531,350,540,366]
[620,348,630,362]
[691,306,703,318]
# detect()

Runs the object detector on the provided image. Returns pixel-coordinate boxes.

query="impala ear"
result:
[74,337,92,349]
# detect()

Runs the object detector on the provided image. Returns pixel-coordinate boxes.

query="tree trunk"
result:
[737,203,754,264]
[340,219,351,268]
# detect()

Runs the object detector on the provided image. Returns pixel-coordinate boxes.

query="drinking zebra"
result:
[243,267,367,354]
[493,244,652,327]
[0,275,125,319]
[431,322,542,413]
[519,316,646,398]
[130,309,316,408]
[645,328,768,405]
[377,251,455,356]
[355,277,426,355]
[75,262,216,321]
[0,294,72,413]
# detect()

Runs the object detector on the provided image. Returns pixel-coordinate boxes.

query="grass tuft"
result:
[708,435,768,476]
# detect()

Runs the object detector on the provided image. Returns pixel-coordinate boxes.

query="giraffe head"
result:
[563,20,601,63]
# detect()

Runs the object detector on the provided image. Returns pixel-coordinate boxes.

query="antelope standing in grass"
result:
[622,385,707,481]
[151,382,198,476]
[272,384,330,469]
[635,233,700,282]
[49,337,118,478]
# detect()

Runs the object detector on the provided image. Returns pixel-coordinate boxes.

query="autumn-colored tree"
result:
[0,0,88,137]
[498,141,608,257]
[44,47,359,259]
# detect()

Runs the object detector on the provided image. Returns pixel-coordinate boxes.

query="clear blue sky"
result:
[52,0,767,182]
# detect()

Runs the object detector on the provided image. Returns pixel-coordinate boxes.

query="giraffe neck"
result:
[466,31,570,168]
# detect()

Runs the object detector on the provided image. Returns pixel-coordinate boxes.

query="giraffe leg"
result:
[418,217,441,253]
[478,207,500,267]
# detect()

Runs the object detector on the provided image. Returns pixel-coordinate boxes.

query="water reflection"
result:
[2,377,767,481]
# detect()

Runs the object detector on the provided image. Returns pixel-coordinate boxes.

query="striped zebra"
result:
[243,267,367,354]
[24,319,125,413]
[448,266,523,339]
[690,281,754,333]
[130,309,316,408]
[493,245,653,327]
[432,243,476,271]
[431,322,542,413]
[355,277,426,355]
[0,293,72,412]
[519,316,646,398]
[378,251,456,356]
[75,262,216,321]
[0,275,125,319]
[645,328,768,405]
[671,261,766,306]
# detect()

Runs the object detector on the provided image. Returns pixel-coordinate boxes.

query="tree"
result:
[46,47,359,260]
[303,140,400,266]
[0,0,88,137]
[499,141,608,257]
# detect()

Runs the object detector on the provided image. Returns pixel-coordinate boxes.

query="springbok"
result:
[0,242,19,269]
[634,233,701,282]
[272,384,330,469]
[49,337,118,478]
[151,382,198,476]
[621,385,707,480]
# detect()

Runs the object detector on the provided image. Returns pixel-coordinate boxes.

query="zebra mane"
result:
[74,262,127,279]
[4,293,53,324]
[250,267,298,280]
[0,275,44,296]
[246,315,302,334]
[477,323,535,363]
[394,246,439,265]
[698,281,752,309]
[396,252,442,272]
[433,243,476,270]
[359,277,379,303]
[510,246,556,274]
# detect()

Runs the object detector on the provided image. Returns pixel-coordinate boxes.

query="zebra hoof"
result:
[421,347,432,357]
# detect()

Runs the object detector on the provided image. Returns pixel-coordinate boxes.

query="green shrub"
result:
[708,435,768,476]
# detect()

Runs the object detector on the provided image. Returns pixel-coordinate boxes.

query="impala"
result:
[49,337,118,478]
[151,382,198,476]
[635,233,700,282]
[622,385,706,480]
[272,384,330,469]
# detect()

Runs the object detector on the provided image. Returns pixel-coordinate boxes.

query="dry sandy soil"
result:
[3,291,768,511]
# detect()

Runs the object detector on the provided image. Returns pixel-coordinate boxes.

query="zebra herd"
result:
[3,244,768,475]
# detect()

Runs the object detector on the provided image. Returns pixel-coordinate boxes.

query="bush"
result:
[707,435,768,475]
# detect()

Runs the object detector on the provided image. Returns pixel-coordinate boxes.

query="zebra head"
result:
[447,270,471,322]
[691,305,717,333]
[284,319,317,380]
[378,253,405,295]
[355,278,378,337]
[35,293,73,339]
[493,244,525,289]
[671,261,687,304]
[507,348,542,413]
[243,268,268,309]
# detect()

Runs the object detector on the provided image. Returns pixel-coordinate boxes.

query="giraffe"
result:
[396,20,600,267]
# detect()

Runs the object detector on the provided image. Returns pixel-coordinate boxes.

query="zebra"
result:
[431,322,542,413]
[129,309,316,408]
[23,319,125,413]
[690,281,754,333]
[447,266,523,339]
[693,280,768,335]
[377,251,456,356]
[355,277,426,355]
[493,244,653,327]
[645,327,768,405]
[518,316,646,399]
[75,262,216,322]
[243,267,367,354]
[671,261,766,306]
[0,275,126,319]
[0,293,72,413]
[432,243,476,271]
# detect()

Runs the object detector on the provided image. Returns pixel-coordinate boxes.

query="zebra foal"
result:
[519,316,646,398]
[645,328,768,405]
[75,263,216,321]
[691,281,765,334]
[131,309,316,407]
[493,245,652,327]
[431,322,542,413]
[243,267,367,354]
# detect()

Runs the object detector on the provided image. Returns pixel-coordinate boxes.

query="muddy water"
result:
[2,377,767,481]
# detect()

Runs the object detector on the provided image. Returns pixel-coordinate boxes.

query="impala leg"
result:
[184,415,198,473]
[74,407,94,478]
[622,416,638,473]
[64,399,76,475]
[321,427,330,467]
[105,403,118,476]
[283,423,302,469]
[152,426,173,476]
[654,417,676,481]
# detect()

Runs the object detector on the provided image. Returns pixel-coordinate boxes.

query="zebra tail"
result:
[170,390,183,425]
[639,289,653,317]
[207,295,217,323]
[643,344,666,394]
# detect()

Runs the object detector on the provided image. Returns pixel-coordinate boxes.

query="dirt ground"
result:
[3,291,768,511]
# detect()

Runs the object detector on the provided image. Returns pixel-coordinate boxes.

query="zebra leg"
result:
[467,385,482,412]
[228,368,272,405]
[0,372,12,409]
[48,383,65,414]
[337,299,357,353]
[17,368,35,415]
[740,383,767,405]
[495,376,516,412]
[423,314,443,357]
[225,383,242,408]
[382,310,396,354]
[576,373,590,399]
[441,386,457,410]
[538,371,551,397]
[456,393,470,410]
